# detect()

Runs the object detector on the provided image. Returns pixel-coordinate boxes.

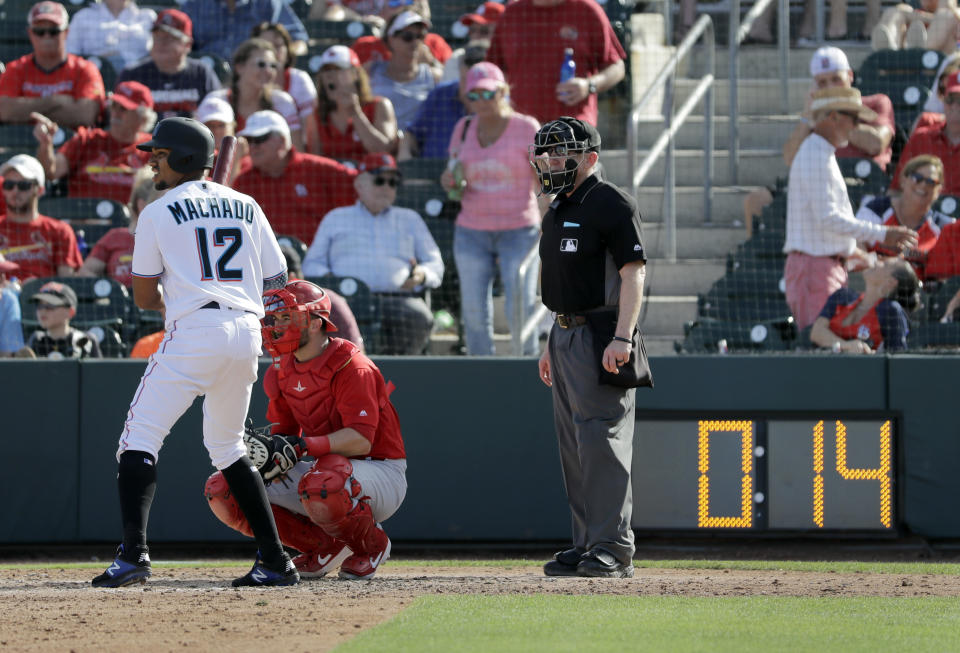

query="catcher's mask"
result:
[528,117,601,196]
[261,280,338,356]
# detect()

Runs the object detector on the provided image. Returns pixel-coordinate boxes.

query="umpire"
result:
[531,117,648,578]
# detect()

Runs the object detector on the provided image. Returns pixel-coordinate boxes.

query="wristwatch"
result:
[587,78,598,95]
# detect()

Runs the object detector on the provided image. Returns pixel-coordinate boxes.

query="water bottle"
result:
[75,229,89,258]
[559,48,576,83]
[446,158,466,202]
[717,339,729,355]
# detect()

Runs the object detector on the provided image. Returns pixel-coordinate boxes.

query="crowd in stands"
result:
[0,0,626,358]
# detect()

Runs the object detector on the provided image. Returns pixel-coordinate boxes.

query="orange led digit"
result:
[813,420,824,528]
[835,420,893,529]
[697,420,753,528]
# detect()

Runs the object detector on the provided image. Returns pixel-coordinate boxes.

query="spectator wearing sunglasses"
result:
[367,11,442,128]
[858,155,949,282]
[33,81,156,204]
[441,3,504,83]
[311,45,397,164]
[784,87,918,330]
[234,110,358,246]
[401,40,489,160]
[0,155,82,281]
[66,0,156,73]
[303,153,443,355]
[198,38,305,152]
[179,0,307,63]
[439,62,542,356]
[251,22,321,155]
[346,1,452,69]
[891,71,960,196]
[0,2,104,129]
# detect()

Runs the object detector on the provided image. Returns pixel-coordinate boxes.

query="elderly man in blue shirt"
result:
[180,0,308,61]
[302,153,444,355]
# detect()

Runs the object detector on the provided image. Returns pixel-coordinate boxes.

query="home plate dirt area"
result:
[1,564,959,652]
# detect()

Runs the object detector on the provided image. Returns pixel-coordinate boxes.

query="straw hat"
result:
[809,87,877,123]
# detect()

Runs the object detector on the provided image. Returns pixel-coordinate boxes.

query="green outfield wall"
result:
[1,355,957,543]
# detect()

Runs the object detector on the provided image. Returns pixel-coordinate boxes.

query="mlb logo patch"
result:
[560,238,578,252]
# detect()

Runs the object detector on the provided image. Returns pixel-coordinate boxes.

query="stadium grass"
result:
[335,595,960,653]
[4,558,960,575]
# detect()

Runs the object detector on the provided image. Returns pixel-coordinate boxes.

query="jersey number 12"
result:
[196,227,243,281]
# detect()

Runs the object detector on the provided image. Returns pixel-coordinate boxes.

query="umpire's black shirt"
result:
[540,173,646,313]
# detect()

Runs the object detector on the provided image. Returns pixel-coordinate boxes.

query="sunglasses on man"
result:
[394,30,426,43]
[2,180,36,191]
[466,89,497,102]
[245,132,274,146]
[909,172,941,187]
[31,27,63,38]
[372,176,400,188]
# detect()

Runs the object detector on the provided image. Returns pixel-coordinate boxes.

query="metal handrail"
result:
[512,240,548,356]
[729,0,790,184]
[626,14,715,262]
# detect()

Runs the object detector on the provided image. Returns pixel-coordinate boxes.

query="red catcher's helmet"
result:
[260,280,338,356]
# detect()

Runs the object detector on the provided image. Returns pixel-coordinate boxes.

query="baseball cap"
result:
[943,70,960,95]
[111,81,154,111]
[0,154,45,188]
[358,153,398,174]
[0,253,19,275]
[28,1,68,29]
[195,96,235,125]
[465,61,505,92]
[153,8,192,41]
[463,39,490,67]
[317,45,360,70]
[387,10,431,36]
[31,281,77,309]
[238,110,291,141]
[460,2,505,26]
[810,46,851,77]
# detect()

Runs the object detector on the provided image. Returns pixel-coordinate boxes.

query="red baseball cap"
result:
[111,81,154,111]
[460,2,505,26]
[153,8,192,41]
[358,153,398,174]
[944,70,960,96]
[28,1,68,29]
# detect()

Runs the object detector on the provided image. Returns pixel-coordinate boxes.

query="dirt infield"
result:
[2,564,960,652]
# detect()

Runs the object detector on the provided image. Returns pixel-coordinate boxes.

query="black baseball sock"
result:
[117,450,157,559]
[221,455,286,567]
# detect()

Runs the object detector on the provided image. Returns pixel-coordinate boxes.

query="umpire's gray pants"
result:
[548,321,636,565]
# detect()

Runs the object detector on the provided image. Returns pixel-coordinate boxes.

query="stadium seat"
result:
[191,52,231,85]
[276,234,308,265]
[38,197,131,226]
[421,214,459,317]
[931,194,960,222]
[906,322,960,349]
[679,317,796,353]
[837,157,889,212]
[86,324,127,358]
[19,276,129,333]
[124,303,163,345]
[306,274,382,353]
[0,123,73,153]
[84,55,117,92]
[0,42,31,66]
[398,158,446,184]
[301,21,374,61]
[856,48,944,134]
[921,276,960,322]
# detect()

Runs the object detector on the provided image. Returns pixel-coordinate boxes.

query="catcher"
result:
[204,280,406,579]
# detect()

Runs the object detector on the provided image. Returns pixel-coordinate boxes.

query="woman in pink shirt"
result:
[441,62,542,355]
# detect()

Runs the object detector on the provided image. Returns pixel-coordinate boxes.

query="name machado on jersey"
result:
[166,189,257,226]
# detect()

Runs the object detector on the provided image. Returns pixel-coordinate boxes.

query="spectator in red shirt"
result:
[487,0,625,127]
[77,166,164,288]
[891,70,960,195]
[234,110,357,245]
[0,154,82,280]
[33,80,156,204]
[338,0,453,69]
[311,45,397,163]
[926,220,960,280]
[0,1,104,128]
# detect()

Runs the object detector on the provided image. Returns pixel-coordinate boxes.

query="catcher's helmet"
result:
[528,116,601,196]
[260,280,338,356]
[137,117,215,174]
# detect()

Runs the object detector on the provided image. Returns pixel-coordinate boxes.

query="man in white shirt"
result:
[784,86,918,329]
[302,152,444,354]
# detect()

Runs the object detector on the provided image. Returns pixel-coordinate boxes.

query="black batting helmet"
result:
[137,117,215,174]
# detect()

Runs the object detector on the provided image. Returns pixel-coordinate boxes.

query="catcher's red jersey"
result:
[264,337,406,460]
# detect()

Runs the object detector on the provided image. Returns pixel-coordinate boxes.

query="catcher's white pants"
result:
[117,308,262,469]
[266,458,408,523]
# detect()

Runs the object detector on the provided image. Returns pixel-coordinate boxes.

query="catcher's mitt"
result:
[243,422,307,481]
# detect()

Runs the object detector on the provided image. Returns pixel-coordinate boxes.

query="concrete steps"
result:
[603,147,786,187]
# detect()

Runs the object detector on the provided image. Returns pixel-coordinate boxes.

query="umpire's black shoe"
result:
[232,550,300,587]
[576,548,634,578]
[543,547,585,577]
[92,544,152,588]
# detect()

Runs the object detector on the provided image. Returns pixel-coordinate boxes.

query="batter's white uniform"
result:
[118,180,286,469]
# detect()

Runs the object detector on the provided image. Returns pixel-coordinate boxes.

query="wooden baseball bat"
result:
[211,135,238,185]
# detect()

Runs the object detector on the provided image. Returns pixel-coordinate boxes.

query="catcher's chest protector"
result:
[276,338,359,436]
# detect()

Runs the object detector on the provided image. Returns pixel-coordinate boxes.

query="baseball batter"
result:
[205,280,406,580]
[93,117,297,588]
